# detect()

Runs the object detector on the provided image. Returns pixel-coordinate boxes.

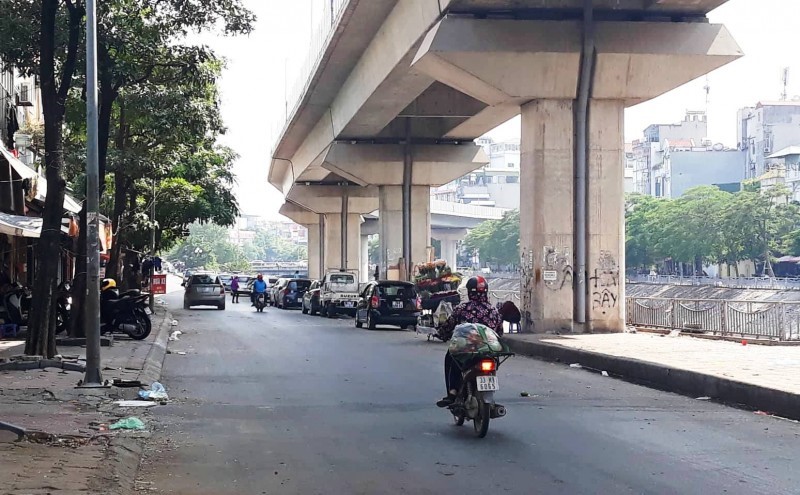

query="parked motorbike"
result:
[101,287,152,340]
[2,283,31,327]
[55,280,72,334]
[254,293,267,313]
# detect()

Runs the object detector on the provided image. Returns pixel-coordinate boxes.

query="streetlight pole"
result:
[80,0,103,387]
[149,178,155,311]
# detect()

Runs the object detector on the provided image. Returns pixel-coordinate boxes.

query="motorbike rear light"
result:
[479,359,496,372]
[371,295,379,307]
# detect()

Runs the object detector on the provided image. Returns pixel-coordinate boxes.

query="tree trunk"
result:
[106,174,129,280]
[68,205,87,338]
[26,0,81,357]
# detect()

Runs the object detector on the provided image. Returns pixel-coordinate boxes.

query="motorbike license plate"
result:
[392,301,404,309]
[476,375,499,392]
[144,307,152,315]
[344,302,355,308]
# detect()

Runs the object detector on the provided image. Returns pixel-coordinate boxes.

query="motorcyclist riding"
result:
[436,276,503,407]
[251,274,268,306]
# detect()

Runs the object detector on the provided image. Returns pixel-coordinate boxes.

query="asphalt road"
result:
[136,290,800,494]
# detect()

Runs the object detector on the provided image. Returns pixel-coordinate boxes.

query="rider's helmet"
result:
[466,276,488,299]
[101,278,117,291]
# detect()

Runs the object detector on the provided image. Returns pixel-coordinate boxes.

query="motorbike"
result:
[2,283,31,327]
[254,292,267,313]
[446,349,514,438]
[101,287,152,340]
[55,280,72,334]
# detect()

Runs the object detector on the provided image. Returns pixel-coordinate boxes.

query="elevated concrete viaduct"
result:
[269,0,741,333]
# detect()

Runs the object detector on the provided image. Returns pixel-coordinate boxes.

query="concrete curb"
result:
[137,308,173,386]
[505,336,800,421]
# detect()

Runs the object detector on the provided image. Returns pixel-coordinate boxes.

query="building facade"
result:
[738,101,800,179]
[432,137,520,210]
[633,111,709,196]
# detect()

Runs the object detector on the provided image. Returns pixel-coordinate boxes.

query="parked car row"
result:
[182,270,422,331]
[298,271,421,330]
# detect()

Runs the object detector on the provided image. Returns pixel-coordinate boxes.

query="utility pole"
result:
[149,178,156,311]
[80,0,103,387]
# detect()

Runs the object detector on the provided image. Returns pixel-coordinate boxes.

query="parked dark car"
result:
[354,281,420,330]
[302,280,321,315]
[276,278,312,309]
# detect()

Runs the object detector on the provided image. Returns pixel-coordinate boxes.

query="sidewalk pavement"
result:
[0,305,173,495]
[504,332,800,421]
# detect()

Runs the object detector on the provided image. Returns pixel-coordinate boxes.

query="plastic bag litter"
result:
[138,382,168,401]
[601,371,609,377]
[168,330,182,341]
[171,320,179,326]
[569,363,582,369]
[434,301,454,327]
[109,417,145,430]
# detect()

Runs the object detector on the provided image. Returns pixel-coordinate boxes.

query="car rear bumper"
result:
[186,295,226,306]
[372,312,418,327]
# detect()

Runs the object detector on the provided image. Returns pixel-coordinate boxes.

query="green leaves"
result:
[464,210,520,266]
[625,184,800,272]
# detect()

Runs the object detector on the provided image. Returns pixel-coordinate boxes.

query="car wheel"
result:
[327,305,336,319]
[311,303,318,316]
[367,311,376,330]
[355,312,363,328]
[183,300,190,310]
[219,303,226,310]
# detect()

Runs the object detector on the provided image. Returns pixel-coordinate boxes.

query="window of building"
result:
[506,176,518,184]
[508,162,515,168]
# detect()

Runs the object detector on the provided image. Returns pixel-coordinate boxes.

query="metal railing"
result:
[626,296,800,341]
[456,288,521,307]
[628,274,800,290]
[271,0,350,152]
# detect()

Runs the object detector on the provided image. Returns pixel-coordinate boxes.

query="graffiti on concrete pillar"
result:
[542,246,572,291]
[589,250,619,315]
[520,247,535,331]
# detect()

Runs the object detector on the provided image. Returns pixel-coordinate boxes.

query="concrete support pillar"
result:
[323,213,363,275]
[378,185,431,280]
[361,234,370,282]
[304,220,323,280]
[440,238,458,271]
[586,100,625,331]
[519,100,574,333]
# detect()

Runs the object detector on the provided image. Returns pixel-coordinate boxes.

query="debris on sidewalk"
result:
[109,417,146,430]
[115,400,157,408]
[696,396,711,400]
[138,382,168,401]
[569,363,582,369]
[0,421,25,441]
[601,371,609,377]
[668,330,681,337]
[520,391,530,397]
[168,330,182,341]
[171,320,179,326]
[113,379,143,388]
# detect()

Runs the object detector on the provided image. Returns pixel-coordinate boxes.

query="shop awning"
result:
[0,212,48,238]
[0,148,82,214]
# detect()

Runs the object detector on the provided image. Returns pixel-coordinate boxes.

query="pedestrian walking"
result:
[231,276,240,303]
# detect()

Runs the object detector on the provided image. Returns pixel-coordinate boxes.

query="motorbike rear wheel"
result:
[473,397,491,438]
[128,311,152,340]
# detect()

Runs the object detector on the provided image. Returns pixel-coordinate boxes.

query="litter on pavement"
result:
[138,382,169,401]
[109,417,146,430]
[115,400,157,408]
[171,320,179,326]
[696,396,711,400]
[601,371,609,377]
[168,330,182,341]
[569,363,582,369]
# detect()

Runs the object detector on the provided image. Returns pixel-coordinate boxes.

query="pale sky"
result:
[206,0,800,219]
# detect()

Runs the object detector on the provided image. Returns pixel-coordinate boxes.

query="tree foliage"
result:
[464,210,520,266]
[626,184,800,275]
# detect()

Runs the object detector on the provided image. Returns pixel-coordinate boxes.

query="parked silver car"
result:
[183,273,226,310]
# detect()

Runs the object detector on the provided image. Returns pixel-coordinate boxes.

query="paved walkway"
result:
[512,332,800,396]
[0,306,171,495]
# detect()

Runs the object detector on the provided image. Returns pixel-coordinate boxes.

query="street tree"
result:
[0,0,84,356]
[463,210,520,267]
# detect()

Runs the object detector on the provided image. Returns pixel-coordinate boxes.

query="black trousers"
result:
[444,352,462,395]
[232,291,239,303]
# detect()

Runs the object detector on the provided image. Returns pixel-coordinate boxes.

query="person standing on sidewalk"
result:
[231,276,240,303]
